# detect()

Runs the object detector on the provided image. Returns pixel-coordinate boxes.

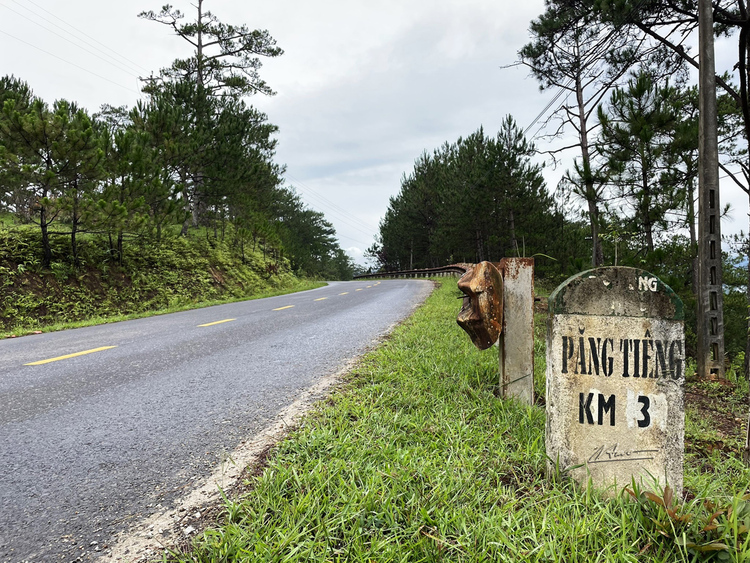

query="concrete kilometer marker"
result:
[546,267,685,494]
[197,319,236,327]
[25,346,118,366]
[273,305,294,311]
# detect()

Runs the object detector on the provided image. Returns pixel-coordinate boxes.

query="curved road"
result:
[0,279,432,562]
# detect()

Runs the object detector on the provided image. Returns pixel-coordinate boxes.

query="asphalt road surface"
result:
[0,279,432,562]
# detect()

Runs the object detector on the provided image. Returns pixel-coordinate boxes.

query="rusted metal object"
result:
[456,261,504,350]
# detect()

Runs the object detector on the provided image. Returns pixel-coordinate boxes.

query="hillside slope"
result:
[0,229,311,335]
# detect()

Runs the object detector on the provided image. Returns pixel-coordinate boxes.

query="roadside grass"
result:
[168,279,750,562]
[0,279,325,339]
[1,226,323,338]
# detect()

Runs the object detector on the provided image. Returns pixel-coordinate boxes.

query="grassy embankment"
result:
[0,227,322,337]
[168,278,750,562]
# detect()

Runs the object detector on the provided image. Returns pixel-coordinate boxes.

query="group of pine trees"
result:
[368,118,572,275]
[370,0,750,363]
[0,1,355,280]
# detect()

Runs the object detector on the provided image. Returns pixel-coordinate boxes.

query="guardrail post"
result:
[498,258,535,405]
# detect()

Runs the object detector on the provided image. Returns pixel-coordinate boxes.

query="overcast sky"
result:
[1,0,747,265]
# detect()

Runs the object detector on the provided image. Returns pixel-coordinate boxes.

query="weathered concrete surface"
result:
[499,258,535,405]
[546,267,685,494]
[457,262,504,351]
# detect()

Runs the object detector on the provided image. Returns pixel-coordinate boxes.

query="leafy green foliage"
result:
[626,484,750,560]
[138,0,283,99]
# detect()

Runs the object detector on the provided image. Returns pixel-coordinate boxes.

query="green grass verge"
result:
[1,279,325,339]
[1,227,325,338]
[167,279,750,563]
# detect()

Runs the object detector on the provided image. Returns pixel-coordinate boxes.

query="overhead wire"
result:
[0,2,142,80]
[523,82,571,136]
[292,191,377,239]
[0,3,372,249]
[425,0,654,229]
[14,0,151,75]
[0,2,378,253]
[520,0,652,142]
[285,173,378,233]
[285,172,378,229]
[0,28,141,94]
[282,171,380,243]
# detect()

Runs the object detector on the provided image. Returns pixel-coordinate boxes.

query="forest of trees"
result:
[369,0,750,366]
[0,1,355,281]
[368,118,577,275]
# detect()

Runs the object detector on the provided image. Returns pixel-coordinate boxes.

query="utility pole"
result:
[697,0,725,379]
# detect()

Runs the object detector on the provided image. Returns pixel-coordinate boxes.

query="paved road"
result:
[0,279,432,562]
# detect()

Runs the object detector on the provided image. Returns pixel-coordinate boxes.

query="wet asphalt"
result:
[0,279,432,562]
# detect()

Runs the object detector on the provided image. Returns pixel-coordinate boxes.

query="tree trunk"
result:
[71,219,78,268]
[576,73,603,267]
[587,199,603,266]
[40,204,52,269]
[181,186,191,236]
[642,165,654,254]
[196,0,204,88]
[71,183,80,268]
[117,231,123,265]
[738,12,750,381]
[475,229,484,262]
[745,236,750,380]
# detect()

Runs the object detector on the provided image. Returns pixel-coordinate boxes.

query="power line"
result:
[16,0,151,75]
[297,194,377,239]
[336,233,374,247]
[285,172,379,231]
[285,188,375,247]
[0,28,141,94]
[0,2,142,80]
[524,82,571,135]
[284,175,380,239]
[520,0,652,140]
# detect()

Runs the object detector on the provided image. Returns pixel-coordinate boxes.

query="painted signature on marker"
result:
[587,443,659,464]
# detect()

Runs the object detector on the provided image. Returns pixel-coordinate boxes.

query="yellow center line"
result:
[273,305,294,311]
[367,285,372,288]
[356,288,364,291]
[25,346,118,366]
[197,318,236,327]
[314,297,328,301]
[339,292,349,295]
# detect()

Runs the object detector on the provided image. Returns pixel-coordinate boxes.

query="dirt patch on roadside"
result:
[684,377,748,457]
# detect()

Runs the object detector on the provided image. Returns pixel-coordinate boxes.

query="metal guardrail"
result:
[353,264,470,280]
